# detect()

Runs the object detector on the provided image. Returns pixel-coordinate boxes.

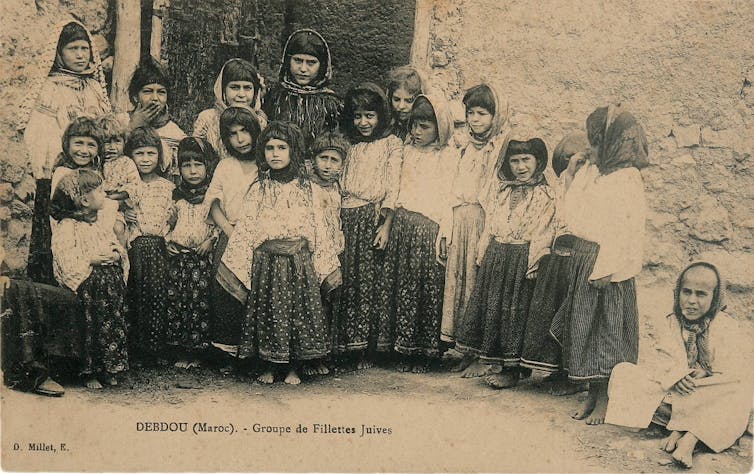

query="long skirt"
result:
[331,203,383,354]
[27,179,55,285]
[1,279,83,390]
[127,235,168,357]
[441,203,485,343]
[238,239,329,363]
[550,237,638,382]
[455,240,535,365]
[78,265,129,375]
[520,235,575,372]
[377,209,445,357]
[210,233,245,346]
[165,249,212,350]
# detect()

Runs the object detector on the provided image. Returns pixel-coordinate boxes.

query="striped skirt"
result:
[376,209,445,356]
[441,203,485,343]
[520,235,575,372]
[127,235,169,357]
[550,237,638,382]
[455,240,535,365]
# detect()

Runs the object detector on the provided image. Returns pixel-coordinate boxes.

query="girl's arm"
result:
[210,200,234,237]
[526,189,557,279]
[113,220,128,248]
[373,208,394,250]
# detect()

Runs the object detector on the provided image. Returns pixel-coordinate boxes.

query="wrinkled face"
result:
[103,137,125,161]
[679,266,718,321]
[180,159,207,186]
[60,39,91,72]
[137,83,168,110]
[466,106,493,135]
[289,54,321,86]
[67,136,98,167]
[227,124,253,155]
[313,149,344,183]
[131,146,160,175]
[353,108,379,137]
[411,119,438,147]
[224,81,256,107]
[391,87,415,122]
[508,153,537,182]
[81,184,106,211]
[264,138,291,170]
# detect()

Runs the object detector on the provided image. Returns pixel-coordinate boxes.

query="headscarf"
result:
[173,137,218,204]
[586,104,649,175]
[463,83,510,150]
[308,131,350,187]
[552,132,589,177]
[17,19,110,131]
[341,82,393,143]
[278,29,334,95]
[406,90,454,149]
[497,138,549,209]
[672,261,725,375]
[128,57,172,129]
[212,58,266,119]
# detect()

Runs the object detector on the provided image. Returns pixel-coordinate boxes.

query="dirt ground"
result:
[2,352,752,472]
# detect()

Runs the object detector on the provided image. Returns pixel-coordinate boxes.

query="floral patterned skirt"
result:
[27,179,56,285]
[78,265,129,375]
[165,249,212,350]
[238,239,329,363]
[127,235,168,357]
[377,209,445,357]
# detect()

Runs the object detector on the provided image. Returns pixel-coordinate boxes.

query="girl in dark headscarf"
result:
[551,104,648,425]
[262,29,343,146]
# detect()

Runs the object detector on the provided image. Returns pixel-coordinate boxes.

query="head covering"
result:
[213,58,265,115]
[463,83,510,150]
[17,19,110,131]
[552,132,589,177]
[341,82,393,143]
[672,261,726,375]
[278,29,334,94]
[173,137,218,204]
[128,57,172,129]
[586,104,649,175]
[497,137,549,209]
[407,90,454,148]
[309,131,350,161]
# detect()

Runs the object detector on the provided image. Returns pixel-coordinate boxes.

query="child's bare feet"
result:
[671,432,699,468]
[396,356,412,372]
[315,362,330,375]
[486,370,518,389]
[185,359,201,369]
[257,370,274,384]
[302,363,318,376]
[174,360,190,369]
[660,431,684,452]
[284,369,301,385]
[461,361,497,378]
[450,353,476,372]
[585,382,608,425]
[85,377,103,389]
[572,383,598,420]
[356,355,373,370]
[411,357,429,374]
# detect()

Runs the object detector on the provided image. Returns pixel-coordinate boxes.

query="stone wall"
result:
[423,0,754,318]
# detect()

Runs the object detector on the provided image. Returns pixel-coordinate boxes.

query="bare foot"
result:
[101,374,118,386]
[660,431,684,452]
[411,359,429,374]
[301,363,318,376]
[450,354,476,373]
[356,356,373,370]
[174,360,190,369]
[284,369,301,385]
[256,370,274,384]
[572,384,598,420]
[672,432,699,469]
[185,359,201,369]
[585,383,608,425]
[549,380,587,396]
[486,370,518,389]
[85,377,103,390]
[461,361,497,378]
[396,357,412,373]
[316,363,330,375]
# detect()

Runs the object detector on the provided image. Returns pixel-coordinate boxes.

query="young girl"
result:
[206,107,262,353]
[193,58,268,161]
[165,137,219,368]
[385,65,425,141]
[262,29,343,145]
[22,20,111,284]
[334,83,403,369]
[443,84,512,376]
[379,92,457,373]
[125,127,176,365]
[455,138,556,389]
[127,57,187,184]
[605,262,753,469]
[50,169,129,389]
[219,122,341,385]
[50,117,103,199]
[551,104,648,424]
[97,113,141,206]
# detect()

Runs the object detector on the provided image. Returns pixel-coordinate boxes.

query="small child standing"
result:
[220,122,341,385]
[50,170,129,389]
[455,138,556,389]
[97,113,141,206]
[125,127,176,365]
[165,137,219,368]
[263,29,343,146]
[193,58,267,160]
[335,83,403,369]
[379,92,458,373]
[385,66,425,141]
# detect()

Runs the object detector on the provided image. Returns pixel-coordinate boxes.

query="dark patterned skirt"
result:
[455,240,535,366]
[550,237,638,382]
[331,203,383,354]
[1,279,83,390]
[238,239,329,363]
[27,179,56,285]
[520,235,576,373]
[210,233,245,346]
[165,248,212,350]
[127,235,168,357]
[376,209,445,357]
[78,265,129,375]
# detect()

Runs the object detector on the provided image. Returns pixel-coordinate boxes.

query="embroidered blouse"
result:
[340,134,403,211]
[103,155,141,199]
[166,199,218,249]
[130,177,175,241]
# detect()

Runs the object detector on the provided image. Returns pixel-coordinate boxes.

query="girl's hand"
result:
[373,223,391,250]
[196,239,214,257]
[566,152,588,177]
[526,270,538,280]
[589,274,612,289]
[130,102,162,129]
[690,368,709,379]
[124,209,138,224]
[435,236,448,265]
[0,275,11,291]
[673,375,696,396]
[166,243,181,256]
[91,245,121,265]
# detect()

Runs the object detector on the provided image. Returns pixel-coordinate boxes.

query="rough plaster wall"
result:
[427,0,754,319]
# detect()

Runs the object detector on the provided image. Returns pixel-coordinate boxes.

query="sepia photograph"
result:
[1,0,753,471]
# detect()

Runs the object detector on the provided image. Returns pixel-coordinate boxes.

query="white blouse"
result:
[340,135,403,211]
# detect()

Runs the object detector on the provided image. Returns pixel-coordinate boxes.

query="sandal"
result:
[34,377,65,397]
